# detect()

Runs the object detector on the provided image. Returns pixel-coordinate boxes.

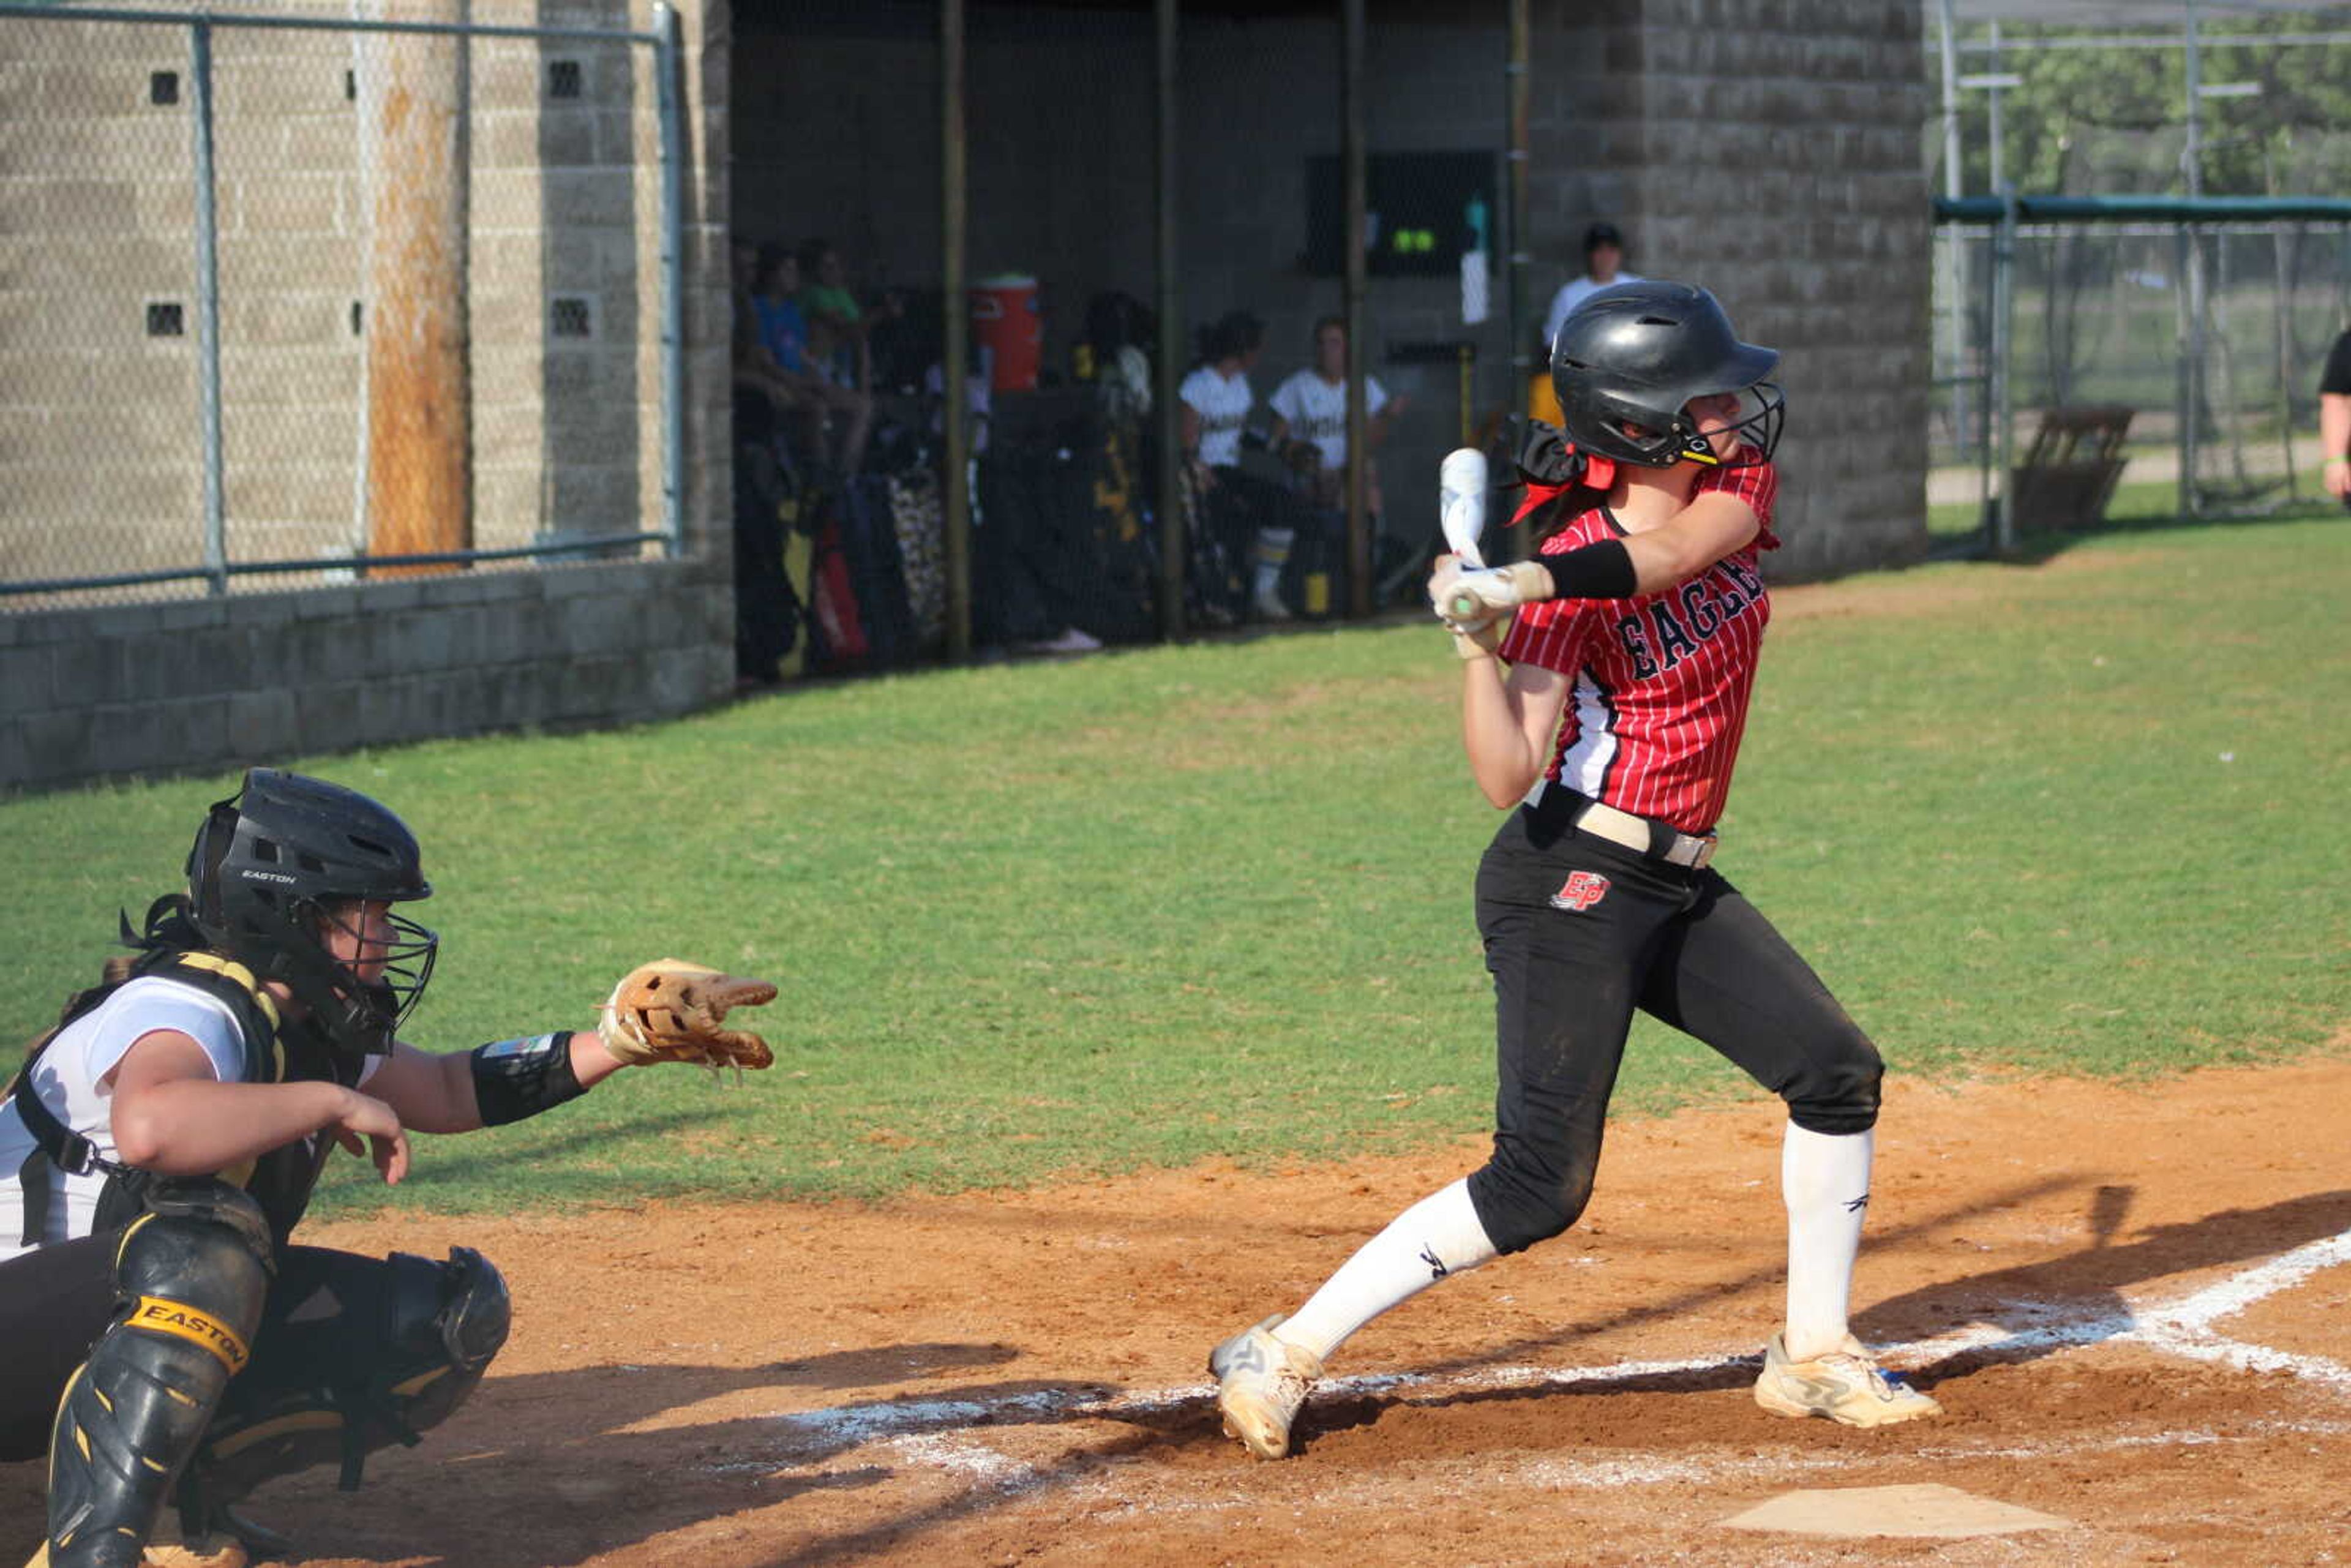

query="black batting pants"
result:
[1465,800,1883,1256]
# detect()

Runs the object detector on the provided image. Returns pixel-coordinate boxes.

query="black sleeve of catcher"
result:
[2322,329,2351,397]
[468,1032,585,1127]
[1538,538,1638,601]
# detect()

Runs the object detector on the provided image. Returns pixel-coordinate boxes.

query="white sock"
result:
[1275,1177,1499,1364]
[1781,1122,1874,1360]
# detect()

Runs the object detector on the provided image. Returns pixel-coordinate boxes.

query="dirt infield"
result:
[7,1058,2351,1567]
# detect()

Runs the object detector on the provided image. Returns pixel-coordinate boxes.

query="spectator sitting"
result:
[1267,314,1405,516]
[753,241,872,478]
[1180,310,1310,621]
[1079,290,1157,428]
[798,238,901,394]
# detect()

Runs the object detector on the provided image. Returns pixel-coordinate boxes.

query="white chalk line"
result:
[726,1226,2351,1495]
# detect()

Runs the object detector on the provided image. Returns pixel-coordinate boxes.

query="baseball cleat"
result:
[1207,1313,1324,1460]
[1753,1333,1942,1428]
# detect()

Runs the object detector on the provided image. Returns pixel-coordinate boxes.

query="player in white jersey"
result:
[1206,282,1941,1459]
[0,770,771,1567]
[1266,315,1401,512]
[1179,310,1313,621]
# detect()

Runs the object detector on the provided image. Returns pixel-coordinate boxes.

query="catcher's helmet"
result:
[186,768,437,1059]
[1550,281,1783,469]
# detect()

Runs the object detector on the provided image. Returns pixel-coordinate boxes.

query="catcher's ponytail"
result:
[62,894,211,1016]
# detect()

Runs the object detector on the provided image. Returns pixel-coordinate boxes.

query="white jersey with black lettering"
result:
[1179,364,1254,468]
[1267,369,1389,471]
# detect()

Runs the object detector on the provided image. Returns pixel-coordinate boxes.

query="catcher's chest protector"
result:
[9,953,365,1247]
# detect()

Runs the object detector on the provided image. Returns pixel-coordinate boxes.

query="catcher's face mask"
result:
[316,896,439,1038]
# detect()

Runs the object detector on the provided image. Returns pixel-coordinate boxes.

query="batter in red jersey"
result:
[1207,282,1941,1459]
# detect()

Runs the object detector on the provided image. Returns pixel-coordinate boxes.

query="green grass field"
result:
[1927,473,2327,546]
[3,513,2345,1218]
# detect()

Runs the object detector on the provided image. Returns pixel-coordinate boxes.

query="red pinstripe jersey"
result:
[1496,459,1780,835]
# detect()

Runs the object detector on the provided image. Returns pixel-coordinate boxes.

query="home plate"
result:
[1722,1483,2070,1539]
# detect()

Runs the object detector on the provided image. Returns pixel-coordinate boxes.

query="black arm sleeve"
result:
[1538,538,1638,601]
[468,1032,586,1127]
[2321,331,2351,397]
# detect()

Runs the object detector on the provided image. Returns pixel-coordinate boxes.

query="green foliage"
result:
[2,515,2345,1217]
[1943,11,2351,195]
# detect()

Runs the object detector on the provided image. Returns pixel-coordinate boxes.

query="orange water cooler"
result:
[969,274,1041,392]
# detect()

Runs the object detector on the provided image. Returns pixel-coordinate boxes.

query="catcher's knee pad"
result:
[186,1247,509,1509]
[1782,1034,1884,1136]
[45,1184,272,1568]
[1467,1143,1600,1256]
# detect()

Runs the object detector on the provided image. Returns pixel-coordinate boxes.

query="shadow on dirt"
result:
[1878,1185,2351,1392]
[0,1343,1109,1568]
[13,1182,2347,1565]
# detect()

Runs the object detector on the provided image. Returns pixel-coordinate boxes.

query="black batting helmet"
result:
[186,768,437,1059]
[1550,281,1783,470]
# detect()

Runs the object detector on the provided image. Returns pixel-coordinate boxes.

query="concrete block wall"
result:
[0,558,735,793]
[1528,0,1931,579]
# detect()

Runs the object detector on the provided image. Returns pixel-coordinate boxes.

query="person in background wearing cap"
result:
[1542,222,1643,356]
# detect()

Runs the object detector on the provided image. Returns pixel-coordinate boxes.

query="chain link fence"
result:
[0,1,681,609]
[727,1,1527,679]
[1925,15,2351,541]
[1933,216,2351,535]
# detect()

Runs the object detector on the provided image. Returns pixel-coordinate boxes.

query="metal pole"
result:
[1341,0,1368,619]
[189,18,227,596]
[2273,216,2300,500]
[940,0,971,661]
[1985,22,2004,196]
[1153,0,1183,639]
[1504,0,1529,566]
[1505,1,1529,385]
[1993,182,2018,553]
[1937,0,1968,465]
[653,1,684,557]
[2181,0,2203,517]
[1985,24,2006,475]
[2172,223,2192,520]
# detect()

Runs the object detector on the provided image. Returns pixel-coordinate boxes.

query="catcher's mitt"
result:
[598,959,776,1070]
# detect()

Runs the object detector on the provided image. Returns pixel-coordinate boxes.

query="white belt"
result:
[1556,791,1719,871]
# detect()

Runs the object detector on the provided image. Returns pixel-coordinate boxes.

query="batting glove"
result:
[1441,561,1553,623]
[1427,553,1510,654]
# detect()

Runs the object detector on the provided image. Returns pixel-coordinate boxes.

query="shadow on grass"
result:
[305,1106,739,1219]
[1930,495,2347,568]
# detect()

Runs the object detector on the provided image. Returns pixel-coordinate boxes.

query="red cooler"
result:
[969,274,1040,392]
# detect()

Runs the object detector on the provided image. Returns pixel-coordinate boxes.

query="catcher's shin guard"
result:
[42,1185,272,1568]
[179,1247,509,1519]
